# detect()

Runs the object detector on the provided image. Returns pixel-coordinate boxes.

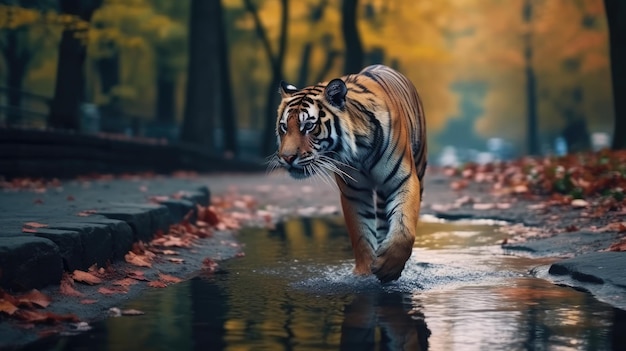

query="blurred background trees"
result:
[0,0,620,162]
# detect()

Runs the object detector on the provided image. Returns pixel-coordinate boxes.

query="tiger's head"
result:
[272,79,355,180]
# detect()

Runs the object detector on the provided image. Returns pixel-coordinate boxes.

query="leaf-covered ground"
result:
[439,150,626,249]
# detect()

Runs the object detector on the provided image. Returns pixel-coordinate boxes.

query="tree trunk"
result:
[180,0,219,147]
[155,72,175,124]
[261,0,289,157]
[5,29,28,126]
[49,0,102,130]
[605,0,626,150]
[523,0,539,155]
[342,0,364,74]
[96,52,120,96]
[217,0,238,155]
[297,42,313,87]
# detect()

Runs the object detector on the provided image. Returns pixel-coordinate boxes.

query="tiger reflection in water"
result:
[340,291,430,351]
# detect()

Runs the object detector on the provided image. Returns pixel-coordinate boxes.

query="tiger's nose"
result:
[281,154,296,165]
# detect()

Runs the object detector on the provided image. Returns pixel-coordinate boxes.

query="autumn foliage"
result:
[443,150,626,250]
[446,150,626,204]
[3,192,256,329]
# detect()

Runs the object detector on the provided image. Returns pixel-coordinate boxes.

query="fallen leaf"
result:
[158,273,182,284]
[168,258,185,264]
[112,278,138,287]
[80,299,98,305]
[98,286,128,295]
[18,289,52,308]
[13,309,48,323]
[14,310,79,324]
[23,222,48,228]
[571,199,589,208]
[77,210,97,217]
[473,203,495,210]
[21,227,38,233]
[513,185,529,194]
[0,299,18,315]
[126,270,149,281]
[147,281,167,288]
[121,309,145,316]
[148,195,169,203]
[72,270,103,285]
[598,222,626,233]
[108,307,121,317]
[202,258,219,273]
[124,252,152,268]
[59,273,83,297]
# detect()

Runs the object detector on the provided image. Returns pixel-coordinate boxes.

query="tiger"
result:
[272,64,427,283]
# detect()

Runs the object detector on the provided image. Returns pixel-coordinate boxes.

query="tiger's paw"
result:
[371,244,412,283]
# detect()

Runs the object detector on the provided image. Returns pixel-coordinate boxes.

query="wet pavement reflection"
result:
[27,217,626,351]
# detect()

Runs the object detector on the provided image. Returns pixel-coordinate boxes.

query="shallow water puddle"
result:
[29,216,625,351]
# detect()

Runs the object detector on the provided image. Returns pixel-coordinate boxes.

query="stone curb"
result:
[0,186,209,291]
[549,252,626,288]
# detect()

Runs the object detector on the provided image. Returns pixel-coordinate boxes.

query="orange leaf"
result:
[124,252,152,268]
[22,227,38,233]
[158,273,181,284]
[168,258,185,264]
[126,270,149,281]
[112,278,137,287]
[72,270,103,285]
[18,289,52,308]
[148,281,167,288]
[13,309,48,323]
[59,273,83,297]
[0,299,18,315]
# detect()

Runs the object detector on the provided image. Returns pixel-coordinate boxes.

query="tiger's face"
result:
[274,79,348,179]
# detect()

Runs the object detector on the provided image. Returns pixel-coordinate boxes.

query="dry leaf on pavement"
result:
[72,270,103,285]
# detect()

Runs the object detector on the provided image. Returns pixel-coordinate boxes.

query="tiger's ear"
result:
[324,79,347,109]
[279,81,298,98]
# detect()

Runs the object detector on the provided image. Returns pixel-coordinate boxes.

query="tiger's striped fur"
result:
[272,65,427,282]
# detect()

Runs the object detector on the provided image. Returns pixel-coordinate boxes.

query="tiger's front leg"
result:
[336,174,377,275]
[371,174,421,282]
